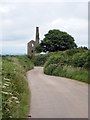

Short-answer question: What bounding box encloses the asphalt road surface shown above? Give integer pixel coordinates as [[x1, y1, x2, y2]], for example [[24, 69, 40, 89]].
[[27, 67, 88, 118]]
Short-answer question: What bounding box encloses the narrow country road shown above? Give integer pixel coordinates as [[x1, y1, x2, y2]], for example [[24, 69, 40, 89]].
[[27, 67, 88, 118]]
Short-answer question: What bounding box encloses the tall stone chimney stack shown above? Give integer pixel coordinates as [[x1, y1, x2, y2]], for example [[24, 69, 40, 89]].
[[35, 27, 39, 45], [27, 27, 40, 57]]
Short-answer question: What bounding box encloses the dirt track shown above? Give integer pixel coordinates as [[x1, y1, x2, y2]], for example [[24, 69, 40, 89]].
[[27, 67, 88, 118]]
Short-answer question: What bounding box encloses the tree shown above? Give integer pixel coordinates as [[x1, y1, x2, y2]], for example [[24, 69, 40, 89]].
[[36, 29, 77, 52]]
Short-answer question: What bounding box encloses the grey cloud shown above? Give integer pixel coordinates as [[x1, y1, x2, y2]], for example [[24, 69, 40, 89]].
[[0, 1, 88, 54]]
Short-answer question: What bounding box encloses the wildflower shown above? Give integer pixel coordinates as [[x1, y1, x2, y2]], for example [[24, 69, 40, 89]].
[[11, 96, 18, 100], [6, 108, 10, 112], [9, 116, 12, 118], [2, 91, 9, 95], [4, 83, 9, 87], [5, 81, 11, 84], [15, 101, 20, 104], [2, 85, 6, 88], [9, 93, 13, 95], [8, 100, 12, 104], [4, 78, 10, 81], [15, 92, 19, 95]]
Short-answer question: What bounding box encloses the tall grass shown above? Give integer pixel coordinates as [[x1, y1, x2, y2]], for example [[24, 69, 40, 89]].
[[2, 56, 33, 118], [17, 55, 34, 71], [44, 64, 88, 83], [53, 66, 88, 83]]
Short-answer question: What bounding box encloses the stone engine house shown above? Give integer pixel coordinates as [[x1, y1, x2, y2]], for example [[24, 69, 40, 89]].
[[27, 27, 39, 57]]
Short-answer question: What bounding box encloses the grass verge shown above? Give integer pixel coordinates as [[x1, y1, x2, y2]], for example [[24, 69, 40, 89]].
[[2, 55, 33, 118]]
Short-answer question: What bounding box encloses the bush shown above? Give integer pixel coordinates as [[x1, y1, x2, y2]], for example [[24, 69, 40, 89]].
[[31, 54, 51, 66], [53, 65, 66, 77], [44, 64, 58, 75], [44, 49, 89, 83], [72, 51, 88, 68]]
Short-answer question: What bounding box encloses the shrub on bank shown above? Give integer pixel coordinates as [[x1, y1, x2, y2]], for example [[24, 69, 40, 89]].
[[44, 49, 89, 83]]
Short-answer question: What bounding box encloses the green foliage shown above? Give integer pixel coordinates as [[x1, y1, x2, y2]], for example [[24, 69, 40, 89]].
[[35, 44, 43, 53], [44, 64, 58, 75], [44, 54, 66, 67], [31, 53, 51, 66], [2, 56, 33, 118], [37, 29, 77, 52], [44, 49, 89, 83], [72, 51, 88, 68]]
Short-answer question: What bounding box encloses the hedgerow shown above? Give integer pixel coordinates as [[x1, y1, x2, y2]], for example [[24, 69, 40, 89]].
[[44, 48, 89, 83]]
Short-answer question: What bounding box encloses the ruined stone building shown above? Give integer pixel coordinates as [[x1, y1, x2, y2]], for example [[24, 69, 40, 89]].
[[27, 27, 39, 57]]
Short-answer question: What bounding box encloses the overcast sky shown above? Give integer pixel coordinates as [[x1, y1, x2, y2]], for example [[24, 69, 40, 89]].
[[0, 0, 88, 55]]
